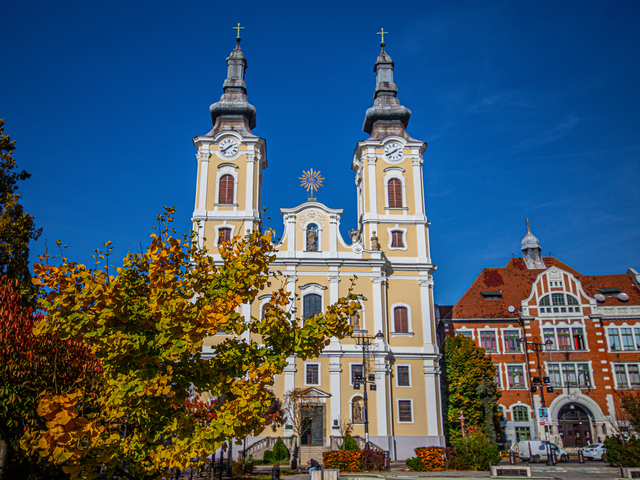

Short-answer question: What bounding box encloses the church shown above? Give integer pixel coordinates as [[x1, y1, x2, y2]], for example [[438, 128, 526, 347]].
[[191, 35, 444, 460]]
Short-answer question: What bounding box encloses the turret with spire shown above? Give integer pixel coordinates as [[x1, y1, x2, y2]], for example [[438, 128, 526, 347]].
[[208, 30, 257, 136], [362, 30, 414, 140], [521, 219, 546, 269]]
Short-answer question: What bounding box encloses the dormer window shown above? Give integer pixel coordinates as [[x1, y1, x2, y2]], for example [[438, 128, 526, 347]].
[[539, 293, 581, 314], [480, 291, 502, 301], [597, 288, 621, 297]]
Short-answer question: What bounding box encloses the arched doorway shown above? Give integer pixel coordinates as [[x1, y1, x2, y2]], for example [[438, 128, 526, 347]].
[[557, 403, 593, 447]]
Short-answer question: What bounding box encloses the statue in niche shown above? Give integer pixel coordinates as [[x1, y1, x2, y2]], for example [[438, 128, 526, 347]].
[[350, 310, 360, 329], [306, 224, 318, 251], [348, 229, 361, 244], [352, 401, 363, 424]]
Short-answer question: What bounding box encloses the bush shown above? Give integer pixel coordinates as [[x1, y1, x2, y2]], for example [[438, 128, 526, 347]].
[[448, 431, 501, 471], [231, 460, 254, 476], [341, 436, 360, 451], [604, 435, 640, 467], [263, 450, 273, 463], [323, 451, 364, 472], [415, 447, 445, 471], [405, 456, 425, 471], [362, 450, 384, 470], [273, 438, 290, 462]]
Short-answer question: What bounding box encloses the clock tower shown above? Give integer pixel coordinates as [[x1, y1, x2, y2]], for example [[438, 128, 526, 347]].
[[192, 37, 267, 250]]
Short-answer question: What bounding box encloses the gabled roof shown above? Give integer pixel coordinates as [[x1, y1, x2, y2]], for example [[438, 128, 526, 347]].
[[452, 256, 640, 319]]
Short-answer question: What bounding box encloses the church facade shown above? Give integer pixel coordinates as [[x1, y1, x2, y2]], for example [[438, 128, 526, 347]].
[[191, 39, 444, 459]]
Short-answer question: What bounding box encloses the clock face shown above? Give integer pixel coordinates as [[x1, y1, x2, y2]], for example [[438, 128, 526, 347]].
[[219, 138, 239, 157], [384, 143, 404, 161]]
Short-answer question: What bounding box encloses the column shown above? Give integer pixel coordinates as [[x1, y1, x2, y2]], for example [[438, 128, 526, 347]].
[[371, 273, 386, 335], [412, 155, 428, 259], [423, 360, 443, 440], [329, 355, 342, 436], [419, 276, 436, 354], [245, 151, 255, 213], [375, 350, 390, 436]]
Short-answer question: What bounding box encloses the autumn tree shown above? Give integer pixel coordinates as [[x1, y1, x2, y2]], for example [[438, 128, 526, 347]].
[[0, 276, 99, 480], [0, 119, 41, 306], [441, 334, 502, 443], [23, 208, 358, 480]]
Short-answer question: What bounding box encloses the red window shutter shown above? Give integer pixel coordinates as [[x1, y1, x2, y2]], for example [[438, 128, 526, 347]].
[[394, 307, 408, 333], [391, 231, 403, 247], [388, 179, 402, 208], [219, 175, 234, 204]]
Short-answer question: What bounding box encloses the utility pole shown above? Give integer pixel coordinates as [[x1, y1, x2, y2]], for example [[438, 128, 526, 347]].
[[353, 331, 384, 450], [519, 337, 555, 466]]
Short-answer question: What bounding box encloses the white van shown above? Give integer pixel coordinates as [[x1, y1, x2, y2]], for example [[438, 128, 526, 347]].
[[518, 440, 569, 463]]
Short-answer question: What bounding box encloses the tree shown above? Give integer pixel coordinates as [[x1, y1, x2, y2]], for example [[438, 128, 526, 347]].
[[621, 392, 640, 434], [0, 119, 41, 306], [23, 208, 358, 479], [441, 335, 502, 443], [0, 276, 99, 480]]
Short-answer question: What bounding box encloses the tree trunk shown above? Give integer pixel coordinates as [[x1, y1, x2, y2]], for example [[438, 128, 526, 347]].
[[0, 438, 8, 480]]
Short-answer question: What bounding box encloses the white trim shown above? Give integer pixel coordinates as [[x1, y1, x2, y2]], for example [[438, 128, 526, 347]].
[[214, 223, 236, 245], [505, 363, 528, 390], [300, 284, 326, 326], [383, 169, 407, 210], [454, 327, 475, 340], [396, 398, 414, 424], [304, 363, 321, 387], [501, 327, 523, 354], [494, 363, 503, 389], [390, 302, 412, 334], [477, 326, 500, 354], [395, 364, 412, 388], [387, 225, 408, 251], [215, 165, 239, 210], [303, 222, 322, 252]]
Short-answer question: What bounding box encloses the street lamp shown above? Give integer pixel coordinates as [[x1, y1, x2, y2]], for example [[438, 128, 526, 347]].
[[353, 330, 384, 450], [519, 337, 555, 466]]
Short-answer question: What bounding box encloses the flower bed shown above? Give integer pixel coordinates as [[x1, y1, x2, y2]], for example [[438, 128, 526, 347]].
[[414, 447, 445, 471]]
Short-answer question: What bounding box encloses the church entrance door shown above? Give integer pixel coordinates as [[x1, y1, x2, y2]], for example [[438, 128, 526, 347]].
[[557, 403, 592, 448], [301, 406, 324, 446]]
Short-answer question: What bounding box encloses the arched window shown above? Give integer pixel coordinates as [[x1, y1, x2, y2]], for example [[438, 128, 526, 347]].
[[217, 227, 231, 245], [539, 293, 581, 314], [303, 294, 322, 319], [512, 405, 529, 422], [351, 395, 365, 424], [391, 230, 404, 248], [394, 306, 408, 333], [388, 178, 402, 208], [219, 174, 234, 204]]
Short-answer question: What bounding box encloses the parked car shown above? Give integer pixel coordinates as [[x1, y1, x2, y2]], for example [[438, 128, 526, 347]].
[[518, 440, 569, 463], [583, 443, 606, 461]]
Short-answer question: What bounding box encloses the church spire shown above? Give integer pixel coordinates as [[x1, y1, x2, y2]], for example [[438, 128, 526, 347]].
[[521, 219, 546, 269], [208, 26, 257, 136], [363, 31, 412, 139]]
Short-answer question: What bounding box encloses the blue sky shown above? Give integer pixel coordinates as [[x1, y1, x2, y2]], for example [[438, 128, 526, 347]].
[[3, 0, 639, 305]]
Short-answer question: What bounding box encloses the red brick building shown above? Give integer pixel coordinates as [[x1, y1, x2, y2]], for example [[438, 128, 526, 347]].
[[438, 221, 640, 448]]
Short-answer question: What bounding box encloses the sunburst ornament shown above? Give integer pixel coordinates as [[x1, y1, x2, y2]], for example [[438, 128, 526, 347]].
[[299, 169, 324, 198]]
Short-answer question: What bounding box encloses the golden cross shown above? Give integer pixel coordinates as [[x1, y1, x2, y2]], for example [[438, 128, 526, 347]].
[[233, 23, 244, 42], [377, 28, 388, 47]]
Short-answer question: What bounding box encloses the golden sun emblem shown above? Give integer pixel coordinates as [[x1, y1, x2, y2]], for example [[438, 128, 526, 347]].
[[299, 169, 324, 196]]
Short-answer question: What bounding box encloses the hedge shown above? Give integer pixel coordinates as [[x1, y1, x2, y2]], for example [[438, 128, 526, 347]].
[[414, 447, 445, 471], [323, 450, 384, 472]]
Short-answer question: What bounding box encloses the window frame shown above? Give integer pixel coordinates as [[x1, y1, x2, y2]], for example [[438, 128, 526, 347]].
[[613, 363, 640, 389], [304, 363, 320, 386], [397, 399, 414, 424], [503, 329, 522, 353], [506, 364, 527, 390], [396, 365, 411, 387], [391, 303, 412, 335], [538, 293, 582, 315], [479, 328, 499, 354], [546, 362, 593, 388]]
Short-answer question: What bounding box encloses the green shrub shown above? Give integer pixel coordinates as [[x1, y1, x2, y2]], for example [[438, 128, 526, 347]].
[[405, 456, 425, 471], [448, 431, 501, 471], [263, 450, 273, 463], [273, 438, 290, 462], [231, 460, 254, 476], [341, 435, 360, 451], [279, 468, 298, 475], [604, 435, 640, 467]]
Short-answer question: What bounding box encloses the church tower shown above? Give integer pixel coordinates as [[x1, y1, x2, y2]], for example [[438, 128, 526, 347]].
[[352, 41, 431, 264], [192, 36, 267, 249]]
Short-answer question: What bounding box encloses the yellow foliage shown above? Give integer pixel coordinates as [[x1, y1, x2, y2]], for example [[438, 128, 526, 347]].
[[24, 208, 358, 480]]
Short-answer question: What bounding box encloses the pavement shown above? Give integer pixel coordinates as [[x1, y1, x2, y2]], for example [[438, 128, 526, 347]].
[[253, 457, 621, 480]]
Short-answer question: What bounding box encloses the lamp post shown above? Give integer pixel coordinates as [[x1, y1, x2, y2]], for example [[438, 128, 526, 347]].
[[353, 331, 384, 450], [519, 337, 555, 466]]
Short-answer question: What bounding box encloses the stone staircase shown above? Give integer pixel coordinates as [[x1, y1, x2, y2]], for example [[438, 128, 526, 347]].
[[299, 445, 330, 466]]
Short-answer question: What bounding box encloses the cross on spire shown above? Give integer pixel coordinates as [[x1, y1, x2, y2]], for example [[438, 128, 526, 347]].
[[377, 28, 388, 47], [233, 23, 244, 43]]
